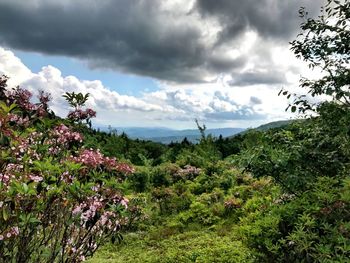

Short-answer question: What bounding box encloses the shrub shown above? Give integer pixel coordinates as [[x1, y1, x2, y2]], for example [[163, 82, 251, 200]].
[[150, 163, 180, 187], [127, 166, 150, 192], [0, 77, 133, 262]]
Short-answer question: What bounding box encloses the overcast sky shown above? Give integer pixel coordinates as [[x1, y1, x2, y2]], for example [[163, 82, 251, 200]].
[[0, 0, 324, 129]]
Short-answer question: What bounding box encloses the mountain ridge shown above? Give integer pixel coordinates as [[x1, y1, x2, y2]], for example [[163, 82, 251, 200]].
[[95, 120, 295, 144]]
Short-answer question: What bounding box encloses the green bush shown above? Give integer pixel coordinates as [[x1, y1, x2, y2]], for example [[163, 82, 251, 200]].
[[127, 166, 150, 192]]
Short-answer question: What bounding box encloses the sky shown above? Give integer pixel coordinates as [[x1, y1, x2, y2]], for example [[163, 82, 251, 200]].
[[0, 0, 325, 129]]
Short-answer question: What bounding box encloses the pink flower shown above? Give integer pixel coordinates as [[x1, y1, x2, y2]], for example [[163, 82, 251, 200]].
[[120, 198, 128, 209], [70, 149, 134, 174], [115, 163, 135, 174], [29, 174, 43, 182], [72, 205, 82, 216], [70, 149, 104, 168], [38, 90, 51, 104], [67, 108, 96, 122], [11, 226, 19, 236], [48, 124, 83, 152]]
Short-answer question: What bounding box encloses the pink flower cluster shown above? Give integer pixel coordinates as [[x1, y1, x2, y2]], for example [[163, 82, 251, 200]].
[[46, 124, 83, 154], [6, 88, 35, 112], [72, 194, 127, 230], [71, 149, 104, 168], [36, 91, 52, 117], [70, 149, 134, 173], [38, 90, 51, 105], [52, 124, 83, 144], [8, 113, 30, 127], [5, 88, 52, 119], [0, 163, 44, 189], [67, 108, 96, 122], [0, 163, 22, 186], [29, 174, 43, 183], [11, 132, 42, 161], [0, 83, 130, 262], [176, 165, 201, 179], [72, 196, 104, 226], [61, 171, 73, 184], [0, 226, 19, 240], [115, 163, 135, 174]]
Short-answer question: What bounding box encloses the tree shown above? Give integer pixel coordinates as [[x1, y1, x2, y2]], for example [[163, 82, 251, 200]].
[[283, 0, 350, 113]]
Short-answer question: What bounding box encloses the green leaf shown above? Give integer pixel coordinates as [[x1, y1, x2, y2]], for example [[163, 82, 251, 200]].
[[22, 183, 29, 194], [2, 207, 9, 221]]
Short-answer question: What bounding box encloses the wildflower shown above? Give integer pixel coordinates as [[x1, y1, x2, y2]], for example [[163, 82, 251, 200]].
[[11, 227, 19, 236], [29, 174, 43, 182], [120, 198, 129, 209]]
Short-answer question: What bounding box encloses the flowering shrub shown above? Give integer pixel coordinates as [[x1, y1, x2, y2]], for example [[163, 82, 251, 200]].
[[64, 92, 96, 127], [176, 165, 201, 180], [0, 76, 133, 262], [67, 109, 96, 123]]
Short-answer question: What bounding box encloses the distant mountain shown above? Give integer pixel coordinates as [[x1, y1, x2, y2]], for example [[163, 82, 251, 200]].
[[96, 126, 245, 143], [96, 120, 296, 143], [147, 135, 201, 144], [253, 120, 294, 131], [234, 120, 295, 137]]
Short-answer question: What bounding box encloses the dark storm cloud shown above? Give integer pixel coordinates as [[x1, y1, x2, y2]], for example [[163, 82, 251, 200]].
[[0, 0, 323, 83], [0, 0, 209, 82], [229, 70, 286, 86], [195, 0, 323, 44]]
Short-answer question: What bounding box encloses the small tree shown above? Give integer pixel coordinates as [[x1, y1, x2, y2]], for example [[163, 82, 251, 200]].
[[282, 0, 350, 113], [64, 92, 96, 128]]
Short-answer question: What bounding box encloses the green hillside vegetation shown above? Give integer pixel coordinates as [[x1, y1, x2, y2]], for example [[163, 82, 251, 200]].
[[253, 120, 294, 131], [0, 0, 349, 262], [84, 104, 350, 262]]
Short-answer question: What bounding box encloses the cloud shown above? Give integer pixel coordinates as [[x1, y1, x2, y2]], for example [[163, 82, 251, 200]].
[[195, 0, 323, 43], [229, 69, 287, 86], [0, 0, 324, 84], [205, 110, 266, 121], [0, 0, 210, 83], [0, 46, 33, 85], [0, 46, 302, 128], [144, 80, 293, 125], [250, 96, 262, 105], [0, 47, 169, 118]]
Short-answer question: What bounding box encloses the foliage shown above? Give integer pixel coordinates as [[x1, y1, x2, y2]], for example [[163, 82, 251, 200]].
[[88, 231, 255, 263], [282, 0, 350, 113], [63, 92, 96, 128], [0, 76, 133, 262], [237, 177, 350, 262]]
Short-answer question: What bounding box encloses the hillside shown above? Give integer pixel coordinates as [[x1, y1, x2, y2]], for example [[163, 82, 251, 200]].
[[87, 104, 350, 263], [1, 76, 350, 263], [98, 126, 245, 143]]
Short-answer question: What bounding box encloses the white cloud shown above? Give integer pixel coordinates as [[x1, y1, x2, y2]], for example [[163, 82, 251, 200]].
[[0, 46, 307, 129], [0, 47, 33, 86], [0, 47, 174, 124]]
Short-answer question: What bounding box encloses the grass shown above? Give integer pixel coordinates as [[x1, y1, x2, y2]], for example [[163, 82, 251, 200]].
[[87, 229, 256, 263]]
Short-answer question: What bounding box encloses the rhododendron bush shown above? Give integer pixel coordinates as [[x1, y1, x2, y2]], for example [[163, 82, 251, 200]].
[[0, 76, 134, 262]]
